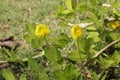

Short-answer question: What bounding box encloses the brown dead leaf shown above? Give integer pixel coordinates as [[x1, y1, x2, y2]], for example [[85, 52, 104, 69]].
[[0, 36, 20, 50]]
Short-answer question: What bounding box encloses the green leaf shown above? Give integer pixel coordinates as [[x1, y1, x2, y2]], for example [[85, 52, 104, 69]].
[[114, 11, 120, 18], [109, 32, 120, 40], [3, 48, 16, 62], [93, 72, 99, 80], [39, 66, 48, 80], [2, 69, 16, 80], [44, 45, 62, 64], [61, 10, 75, 18], [31, 37, 43, 48], [77, 4, 88, 12], [104, 59, 115, 68], [71, 0, 77, 10], [65, 0, 73, 11], [24, 34, 32, 43], [54, 6, 64, 18], [58, 21, 68, 27], [111, 51, 120, 63], [87, 26, 100, 42], [68, 50, 80, 61], [68, 50, 86, 61], [53, 70, 66, 80], [57, 33, 70, 48], [19, 74, 26, 80], [64, 64, 78, 79], [101, 72, 107, 80], [3, 48, 12, 58], [24, 34, 44, 48], [61, 9, 73, 15], [78, 38, 94, 53], [99, 56, 116, 69], [88, 12, 101, 27], [76, 2, 88, 12], [98, 56, 108, 69], [89, 0, 99, 6], [28, 58, 39, 71], [26, 23, 36, 36]]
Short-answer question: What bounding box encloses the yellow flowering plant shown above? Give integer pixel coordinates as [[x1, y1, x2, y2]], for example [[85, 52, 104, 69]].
[[108, 20, 120, 30], [55, 0, 120, 79], [1, 0, 120, 80], [24, 23, 51, 48], [71, 24, 83, 40], [35, 24, 50, 38]]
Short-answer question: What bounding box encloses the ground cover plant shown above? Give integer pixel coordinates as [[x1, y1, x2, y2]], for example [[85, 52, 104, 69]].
[[0, 0, 120, 80]]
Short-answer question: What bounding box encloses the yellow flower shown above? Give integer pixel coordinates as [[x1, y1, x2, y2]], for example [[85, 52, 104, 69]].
[[35, 24, 50, 37], [108, 21, 120, 30], [71, 24, 83, 40]]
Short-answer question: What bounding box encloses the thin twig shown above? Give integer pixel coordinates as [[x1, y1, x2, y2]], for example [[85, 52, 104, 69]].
[[22, 51, 44, 62], [68, 22, 94, 29], [0, 60, 8, 63], [93, 39, 120, 58], [0, 39, 120, 65], [81, 39, 120, 69], [98, 70, 106, 79]]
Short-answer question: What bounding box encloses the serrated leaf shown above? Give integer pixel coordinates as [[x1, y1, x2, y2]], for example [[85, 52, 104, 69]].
[[76, 2, 88, 12], [2, 69, 16, 80], [31, 37, 43, 48], [28, 58, 39, 71], [57, 33, 70, 47], [26, 23, 36, 36], [44, 45, 62, 64], [64, 64, 78, 79], [101, 72, 107, 80], [93, 72, 99, 80], [98, 56, 108, 69], [71, 0, 77, 10], [89, 0, 98, 6], [87, 26, 100, 42], [61, 9, 73, 15], [24, 34, 33, 43], [58, 21, 68, 27], [99, 56, 117, 69], [111, 51, 120, 62], [68, 50, 86, 61], [78, 38, 94, 53], [39, 66, 48, 80], [77, 5, 88, 12], [19, 74, 26, 80], [109, 32, 120, 40], [104, 59, 115, 68], [68, 50, 80, 61], [53, 70, 66, 80], [65, 0, 73, 11], [89, 12, 101, 27], [61, 9, 75, 18]]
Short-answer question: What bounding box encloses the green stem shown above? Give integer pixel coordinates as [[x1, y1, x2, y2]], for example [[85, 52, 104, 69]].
[[45, 36, 49, 45], [45, 36, 60, 69], [76, 40, 82, 63], [76, 39, 87, 80], [76, 12, 81, 24]]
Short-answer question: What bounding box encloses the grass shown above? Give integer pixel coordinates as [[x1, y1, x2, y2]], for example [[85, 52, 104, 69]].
[[0, 1, 61, 79], [0, 0, 61, 64], [0, 0, 120, 80], [0, 0, 59, 37]]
